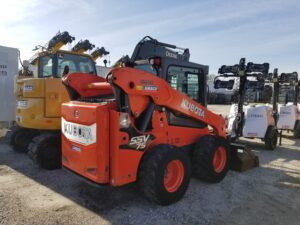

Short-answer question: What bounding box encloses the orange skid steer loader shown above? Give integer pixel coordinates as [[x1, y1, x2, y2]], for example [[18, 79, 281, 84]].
[[61, 37, 258, 205]]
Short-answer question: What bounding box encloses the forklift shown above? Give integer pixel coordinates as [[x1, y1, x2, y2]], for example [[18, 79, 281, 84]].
[[61, 37, 258, 205], [215, 58, 278, 150], [8, 31, 109, 170], [277, 72, 300, 140]]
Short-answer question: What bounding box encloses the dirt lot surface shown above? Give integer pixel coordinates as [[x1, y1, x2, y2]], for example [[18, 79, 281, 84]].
[[0, 105, 300, 225]]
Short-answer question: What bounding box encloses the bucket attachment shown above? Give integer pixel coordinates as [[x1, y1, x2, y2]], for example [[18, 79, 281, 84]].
[[229, 143, 259, 172]]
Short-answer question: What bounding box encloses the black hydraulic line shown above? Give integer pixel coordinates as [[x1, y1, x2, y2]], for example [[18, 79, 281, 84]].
[[139, 102, 155, 132]]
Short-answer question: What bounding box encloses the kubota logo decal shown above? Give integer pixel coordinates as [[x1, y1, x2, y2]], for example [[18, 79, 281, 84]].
[[61, 118, 96, 146], [181, 99, 205, 118]]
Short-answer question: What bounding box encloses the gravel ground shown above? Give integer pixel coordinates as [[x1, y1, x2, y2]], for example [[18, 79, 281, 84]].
[[0, 105, 300, 225]]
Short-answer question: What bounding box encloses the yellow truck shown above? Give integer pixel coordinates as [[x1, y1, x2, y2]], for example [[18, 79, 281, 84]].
[[9, 31, 109, 170]]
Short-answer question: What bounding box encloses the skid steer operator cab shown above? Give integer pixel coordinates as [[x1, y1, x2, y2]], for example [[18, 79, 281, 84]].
[[121, 36, 209, 128], [129, 36, 208, 106]]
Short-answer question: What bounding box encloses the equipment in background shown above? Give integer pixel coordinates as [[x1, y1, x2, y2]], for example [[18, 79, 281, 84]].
[[71, 40, 95, 53], [61, 37, 258, 206], [208, 71, 273, 105], [277, 72, 300, 142], [8, 31, 110, 171], [0, 45, 18, 126], [215, 58, 278, 150], [91, 47, 110, 61]]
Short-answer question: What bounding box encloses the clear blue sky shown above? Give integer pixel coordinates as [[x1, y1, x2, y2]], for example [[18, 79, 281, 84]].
[[1, 0, 300, 74]]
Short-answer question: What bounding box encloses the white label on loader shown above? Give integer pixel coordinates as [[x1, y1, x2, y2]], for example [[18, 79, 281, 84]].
[[62, 118, 96, 146]]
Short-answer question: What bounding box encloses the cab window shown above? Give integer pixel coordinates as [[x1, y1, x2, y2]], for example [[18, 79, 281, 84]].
[[38, 53, 96, 78], [167, 66, 201, 102], [39, 55, 53, 77], [57, 53, 96, 76]]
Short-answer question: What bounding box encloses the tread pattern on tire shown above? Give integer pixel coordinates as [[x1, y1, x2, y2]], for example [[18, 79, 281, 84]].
[[264, 126, 278, 150], [9, 126, 39, 153], [192, 135, 230, 183], [138, 144, 191, 205], [28, 132, 61, 170]]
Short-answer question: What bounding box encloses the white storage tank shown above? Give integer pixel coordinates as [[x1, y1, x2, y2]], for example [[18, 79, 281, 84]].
[[0, 45, 18, 125]]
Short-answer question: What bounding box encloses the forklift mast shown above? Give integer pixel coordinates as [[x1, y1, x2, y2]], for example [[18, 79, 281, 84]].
[[217, 58, 270, 136]]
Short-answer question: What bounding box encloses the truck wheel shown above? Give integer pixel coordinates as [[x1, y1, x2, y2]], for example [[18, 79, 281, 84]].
[[28, 133, 61, 170], [264, 126, 278, 150], [138, 144, 191, 205], [192, 135, 230, 183], [8, 126, 38, 153]]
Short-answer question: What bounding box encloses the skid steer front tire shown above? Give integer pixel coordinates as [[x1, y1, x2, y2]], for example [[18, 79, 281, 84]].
[[138, 144, 191, 206], [192, 135, 230, 183], [28, 133, 61, 170]]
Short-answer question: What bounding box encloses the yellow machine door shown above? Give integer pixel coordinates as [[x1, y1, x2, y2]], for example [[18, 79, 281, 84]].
[[45, 78, 70, 117]]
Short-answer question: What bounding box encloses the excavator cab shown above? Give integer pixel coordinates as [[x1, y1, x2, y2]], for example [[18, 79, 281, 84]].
[[9, 31, 109, 170]]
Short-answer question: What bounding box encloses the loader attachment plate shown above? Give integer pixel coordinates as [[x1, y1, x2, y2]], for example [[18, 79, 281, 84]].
[[229, 143, 259, 172]]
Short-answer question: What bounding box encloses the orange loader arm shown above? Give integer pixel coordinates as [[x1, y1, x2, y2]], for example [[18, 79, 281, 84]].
[[106, 67, 227, 137]]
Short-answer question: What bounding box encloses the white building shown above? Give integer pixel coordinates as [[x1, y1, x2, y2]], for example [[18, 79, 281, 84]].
[[0, 45, 18, 125]]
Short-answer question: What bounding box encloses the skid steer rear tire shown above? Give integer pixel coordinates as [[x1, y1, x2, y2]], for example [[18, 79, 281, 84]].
[[9, 126, 38, 153], [28, 133, 61, 170], [138, 144, 191, 205], [192, 135, 230, 183], [264, 126, 278, 150]]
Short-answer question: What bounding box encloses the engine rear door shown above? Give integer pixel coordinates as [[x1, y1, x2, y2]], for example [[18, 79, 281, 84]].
[[61, 102, 110, 184]]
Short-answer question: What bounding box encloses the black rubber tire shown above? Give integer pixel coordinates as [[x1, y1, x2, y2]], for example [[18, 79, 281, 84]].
[[28, 133, 61, 170], [138, 144, 191, 206], [192, 135, 230, 183], [293, 121, 300, 139], [264, 126, 278, 150], [294, 129, 300, 139], [8, 126, 39, 153]]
